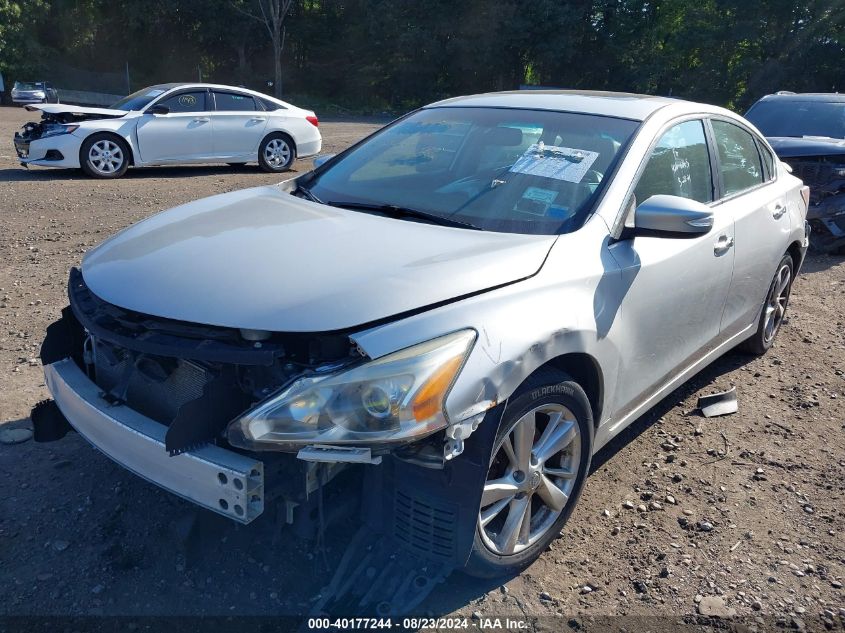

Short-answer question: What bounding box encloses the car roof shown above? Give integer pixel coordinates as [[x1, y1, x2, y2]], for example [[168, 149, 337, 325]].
[[147, 82, 252, 92], [755, 92, 845, 103], [148, 82, 284, 104], [426, 90, 680, 121]]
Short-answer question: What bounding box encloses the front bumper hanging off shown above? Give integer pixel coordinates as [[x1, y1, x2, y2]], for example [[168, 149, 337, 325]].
[[43, 358, 265, 524]]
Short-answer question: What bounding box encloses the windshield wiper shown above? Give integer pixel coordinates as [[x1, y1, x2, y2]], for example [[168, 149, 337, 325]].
[[327, 201, 481, 230], [297, 185, 323, 204]]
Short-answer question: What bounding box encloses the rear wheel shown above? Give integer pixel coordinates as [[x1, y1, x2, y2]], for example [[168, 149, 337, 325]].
[[464, 370, 592, 578], [80, 133, 130, 178], [258, 133, 295, 172], [739, 253, 794, 355]]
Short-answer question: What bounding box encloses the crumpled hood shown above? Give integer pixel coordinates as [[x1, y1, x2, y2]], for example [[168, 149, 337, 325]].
[[24, 103, 126, 118], [768, 136, 845, 158], [81, 186, 556, 332]]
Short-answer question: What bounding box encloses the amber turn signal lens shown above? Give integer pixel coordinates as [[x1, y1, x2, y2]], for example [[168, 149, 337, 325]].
[[411, 354, 464, 422]]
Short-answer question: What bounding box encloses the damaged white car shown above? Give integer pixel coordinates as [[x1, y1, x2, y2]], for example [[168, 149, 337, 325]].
[[34, 91, 809, 605], [13, 82, 321, 177]]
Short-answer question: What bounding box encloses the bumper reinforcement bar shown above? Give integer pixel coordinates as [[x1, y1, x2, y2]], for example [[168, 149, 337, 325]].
[[44, 358, 264, 524]]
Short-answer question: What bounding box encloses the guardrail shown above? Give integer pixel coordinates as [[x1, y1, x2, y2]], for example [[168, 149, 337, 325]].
[[57, 89, 124, 107]]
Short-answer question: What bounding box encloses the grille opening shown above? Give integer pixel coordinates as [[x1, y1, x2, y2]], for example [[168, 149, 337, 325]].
[[92, 337, 212, 425]]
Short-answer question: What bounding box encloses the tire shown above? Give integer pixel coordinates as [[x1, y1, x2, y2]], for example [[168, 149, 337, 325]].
[[464, 369, 593, 578], [258, 133, 295, 172], [80, 133, 130, 179], [739, 253, 794, 355]]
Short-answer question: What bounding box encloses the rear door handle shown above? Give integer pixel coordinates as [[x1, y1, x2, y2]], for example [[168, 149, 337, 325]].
[[772, 203, 787, 219], [250, 117, 266, 122], [192, 117, 210, 123], [714, 234, 734, 255]]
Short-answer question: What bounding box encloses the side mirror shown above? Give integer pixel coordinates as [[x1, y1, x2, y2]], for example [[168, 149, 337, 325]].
[[313, 154, 335, 169], [148, 104, 169, 115], [634, 195, 714, 237]]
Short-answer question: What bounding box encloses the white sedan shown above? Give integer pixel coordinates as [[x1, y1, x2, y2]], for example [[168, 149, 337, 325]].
[[13, 82, 322, 178]]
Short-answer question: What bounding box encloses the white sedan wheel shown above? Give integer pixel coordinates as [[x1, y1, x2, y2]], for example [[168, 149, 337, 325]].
[[263, 138, 291, 169], [88, 140, 125, 176], [259, 135, 295, 172]]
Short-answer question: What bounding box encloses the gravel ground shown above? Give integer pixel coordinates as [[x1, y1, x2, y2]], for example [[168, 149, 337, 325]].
[[0, 105, 843, 630]]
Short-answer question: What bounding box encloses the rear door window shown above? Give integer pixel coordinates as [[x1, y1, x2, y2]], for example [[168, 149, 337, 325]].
[[711, 120, 764, 196], [214, 92, 258, 111]]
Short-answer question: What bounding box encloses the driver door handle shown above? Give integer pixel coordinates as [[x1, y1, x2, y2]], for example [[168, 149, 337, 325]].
[[192, 117, 210, 123], [772, 203, 787, 219], [714, 234, 734, 255]]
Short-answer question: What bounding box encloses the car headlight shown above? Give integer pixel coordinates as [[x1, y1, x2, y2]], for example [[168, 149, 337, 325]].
[[39, 124, 79, 139], [226, 329, 476, 450]]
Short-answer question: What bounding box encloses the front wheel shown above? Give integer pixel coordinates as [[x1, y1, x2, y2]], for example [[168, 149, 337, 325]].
[[739, 253, 794, 355], [80, 133, 130, 178], [258, 133, 295, 172], [464, 371, 593, 578]]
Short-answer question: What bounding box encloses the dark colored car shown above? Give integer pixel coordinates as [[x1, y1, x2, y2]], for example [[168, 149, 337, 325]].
[[746, 92, 845, 252]]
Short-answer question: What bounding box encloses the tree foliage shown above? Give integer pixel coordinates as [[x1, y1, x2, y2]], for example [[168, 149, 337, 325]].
[[1, 0, 843, 112]]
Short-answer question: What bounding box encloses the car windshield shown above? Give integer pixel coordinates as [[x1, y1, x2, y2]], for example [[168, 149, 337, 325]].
[[304, 107, 639, 235], [15, 82, 43, 90], [110, 86, 170, 111], [746, 100, 845, 139]]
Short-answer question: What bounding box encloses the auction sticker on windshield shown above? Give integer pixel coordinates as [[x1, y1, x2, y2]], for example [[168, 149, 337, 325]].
[[515, 186, 558, 215], [509, 142, 599, 183]]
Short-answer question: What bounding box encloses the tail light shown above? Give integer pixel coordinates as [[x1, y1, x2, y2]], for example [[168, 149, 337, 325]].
[[306, 115, 319, 128]]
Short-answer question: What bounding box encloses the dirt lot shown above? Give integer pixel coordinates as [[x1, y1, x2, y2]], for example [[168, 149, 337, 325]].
[[0, 105, 843, 630]]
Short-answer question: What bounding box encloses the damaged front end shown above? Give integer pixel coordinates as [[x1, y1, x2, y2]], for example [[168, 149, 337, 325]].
[[37, 269, 496, 587], [38, 267, 364, 527], [14, 106, 124, 163], [63, 267, 362, 456], [14, 119, 75, 162], [784, 155, 845, 252]]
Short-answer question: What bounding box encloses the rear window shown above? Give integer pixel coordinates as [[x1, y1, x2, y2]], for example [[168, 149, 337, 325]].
[[746, 100, 845, 139], [260, 97, 285, 111]]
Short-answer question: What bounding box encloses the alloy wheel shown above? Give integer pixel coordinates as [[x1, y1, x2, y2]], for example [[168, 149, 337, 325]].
[[763, 262, 791, 344], [263, 138, 291, 169], [88, 140, 124, 175], [479, 403, 582, 556]]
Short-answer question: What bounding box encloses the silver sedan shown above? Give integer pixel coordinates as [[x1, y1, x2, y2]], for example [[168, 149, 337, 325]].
[[37, 90, 809, 581]]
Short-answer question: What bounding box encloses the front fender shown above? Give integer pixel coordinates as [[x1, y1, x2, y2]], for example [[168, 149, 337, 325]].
[[351, 218, 624, 433], [75, 117, 141, 165]]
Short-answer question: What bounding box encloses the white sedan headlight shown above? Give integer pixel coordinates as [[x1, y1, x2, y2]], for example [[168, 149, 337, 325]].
[[226, 329, 476, 450], [39, 124, 79, 139]]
